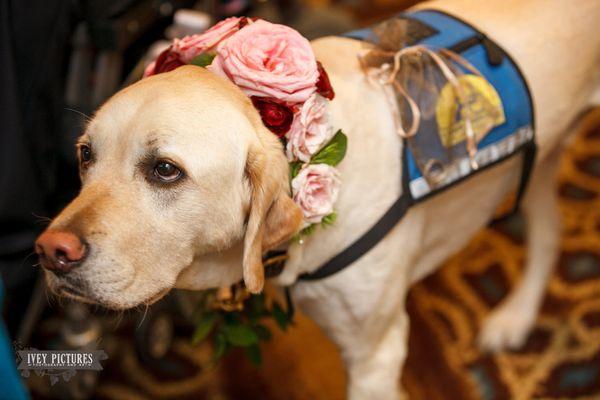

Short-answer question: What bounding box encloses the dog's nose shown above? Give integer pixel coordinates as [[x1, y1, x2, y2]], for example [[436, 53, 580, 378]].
[[35, 230, 87, 274]]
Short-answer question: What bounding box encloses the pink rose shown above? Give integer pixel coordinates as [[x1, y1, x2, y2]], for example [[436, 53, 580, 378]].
[[171, 17, 241, 63], [286, 94, 334, 162], [208, 20, 319, 103], [291, 164, 341, 224]]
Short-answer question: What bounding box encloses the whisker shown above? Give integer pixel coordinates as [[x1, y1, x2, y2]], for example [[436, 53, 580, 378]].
[[114, 310, 125, 329], [44, 289, 52, 307], [137, 305, 150, 329], [31, 213, 52, 224], [64, 107, 92, 123], [20, 251, 39, 269]]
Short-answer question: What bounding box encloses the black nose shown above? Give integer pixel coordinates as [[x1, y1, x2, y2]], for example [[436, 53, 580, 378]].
[[35, 229, 88, 274]]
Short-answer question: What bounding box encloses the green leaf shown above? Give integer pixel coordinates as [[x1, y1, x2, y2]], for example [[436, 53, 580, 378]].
[[311, 130, 347, 166], [272, 302, 290, 331], [292, 223, 318, 242], [190, 53, 216, 68], [245, 344, 262, 366], [249, 294, 266, 318], [254, 324, 272, 341], [301, 224, 316, 237], [223, 324, 259, 347], [213, 333, 228, 361], [322, 212, 337, 226], [289, 161, 302, 179], [192, 313, 217, 345], [223, 312, 241, 326]]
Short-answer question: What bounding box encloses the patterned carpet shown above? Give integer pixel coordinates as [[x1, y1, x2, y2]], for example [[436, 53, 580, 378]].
[[402, 108, 600, 400], [28, 109, 600, 399]]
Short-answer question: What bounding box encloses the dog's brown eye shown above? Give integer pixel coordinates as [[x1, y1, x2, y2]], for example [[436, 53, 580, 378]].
[[153, 161, 182, 182], [79, 145, 92, 164]]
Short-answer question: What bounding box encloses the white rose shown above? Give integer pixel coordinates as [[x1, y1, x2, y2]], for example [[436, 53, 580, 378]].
[[286, 94, 334, 162], [291, 164, 341, 224]]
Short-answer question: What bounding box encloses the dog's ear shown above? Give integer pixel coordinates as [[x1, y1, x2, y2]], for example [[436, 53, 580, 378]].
[[243, 141, 302, 294]]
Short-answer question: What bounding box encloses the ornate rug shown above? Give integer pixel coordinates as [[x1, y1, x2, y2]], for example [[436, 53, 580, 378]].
[[401, 108, 600, 400], [29, 109, 600, 399]]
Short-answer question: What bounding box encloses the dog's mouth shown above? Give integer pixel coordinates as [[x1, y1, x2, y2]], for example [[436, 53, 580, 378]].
[[45, 272, 96, 305], [56, 282, 169, 310], [47, 270, 171, 310], [57, 284, 98, 305]]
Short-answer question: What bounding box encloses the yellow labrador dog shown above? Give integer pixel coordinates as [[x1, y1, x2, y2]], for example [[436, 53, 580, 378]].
[[36, 0, 599, 398]]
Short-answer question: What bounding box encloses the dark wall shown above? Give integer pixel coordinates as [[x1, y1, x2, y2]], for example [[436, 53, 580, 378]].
[[0, 0, 81, 334]]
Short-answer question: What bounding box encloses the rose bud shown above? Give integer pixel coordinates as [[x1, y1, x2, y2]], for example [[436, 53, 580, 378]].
[[238, 17, 258, 29], [251, 97, 294, 136], [153, 48, 186, 75]]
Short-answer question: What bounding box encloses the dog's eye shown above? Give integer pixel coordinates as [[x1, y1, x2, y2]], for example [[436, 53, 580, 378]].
[[79, 144, 92, 165], [153, 161, 182, 182]]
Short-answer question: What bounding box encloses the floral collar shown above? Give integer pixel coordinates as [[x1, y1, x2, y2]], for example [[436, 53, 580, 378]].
[[144, 17, 347, 236]]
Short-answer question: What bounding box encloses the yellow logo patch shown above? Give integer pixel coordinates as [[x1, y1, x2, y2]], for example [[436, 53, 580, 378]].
[[435, 74, 505, 148]]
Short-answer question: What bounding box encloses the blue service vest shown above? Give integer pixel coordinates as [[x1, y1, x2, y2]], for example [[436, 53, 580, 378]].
[[298, 9, 536, 281], [345, 9, 535, 201]]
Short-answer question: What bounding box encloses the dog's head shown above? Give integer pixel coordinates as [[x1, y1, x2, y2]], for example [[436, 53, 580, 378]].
[[36, 66, 302, 309]]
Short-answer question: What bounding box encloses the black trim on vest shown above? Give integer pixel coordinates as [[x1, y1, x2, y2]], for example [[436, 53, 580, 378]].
[[427, 9, 536, 131], [448, 34, 505, 66], [299, 141, 414, 281]]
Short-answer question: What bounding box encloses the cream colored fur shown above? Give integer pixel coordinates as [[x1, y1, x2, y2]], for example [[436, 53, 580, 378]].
[[41, 1, 600, 398]]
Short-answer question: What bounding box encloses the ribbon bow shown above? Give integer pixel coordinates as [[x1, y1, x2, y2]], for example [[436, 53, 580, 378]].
[[359, 45, 484, 169]]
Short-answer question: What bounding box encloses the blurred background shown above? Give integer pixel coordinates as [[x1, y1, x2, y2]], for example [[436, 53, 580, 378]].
[[1, 0, 599, 399]]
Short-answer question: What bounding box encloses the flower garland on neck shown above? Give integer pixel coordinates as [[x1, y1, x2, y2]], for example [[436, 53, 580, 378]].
[[144, 17, 347, 236]]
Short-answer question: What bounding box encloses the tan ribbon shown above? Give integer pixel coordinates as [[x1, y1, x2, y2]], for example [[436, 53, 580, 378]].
[[360, 45, 484, 169]]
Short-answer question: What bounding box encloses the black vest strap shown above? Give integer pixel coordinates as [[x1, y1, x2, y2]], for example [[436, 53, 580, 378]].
[[298, 141, 414, 281], [491, 140, 537, 223], [298, 140, 537, 282]]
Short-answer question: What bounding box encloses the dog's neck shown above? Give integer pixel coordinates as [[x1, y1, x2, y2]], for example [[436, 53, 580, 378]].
[[175, 37, 408, 290], [272, 37, 407, 285], [176, 241, 245, 290]]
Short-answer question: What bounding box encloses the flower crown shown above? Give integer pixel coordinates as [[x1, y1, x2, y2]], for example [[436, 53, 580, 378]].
[[144, 17, 347, 235]]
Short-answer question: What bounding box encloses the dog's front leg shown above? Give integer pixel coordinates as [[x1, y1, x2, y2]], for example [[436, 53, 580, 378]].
[[293, 264, 413, 400], [345, 310, 409, 400], [479, 147, 562, 350]]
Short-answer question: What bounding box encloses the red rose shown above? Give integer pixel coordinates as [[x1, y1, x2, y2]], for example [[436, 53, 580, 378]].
[[316, 61, 334, 100], [238, 17, 258, 29], [251, 97, 294, 136], [153, 47, 186, 75]]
